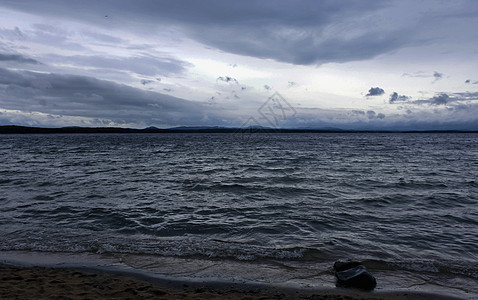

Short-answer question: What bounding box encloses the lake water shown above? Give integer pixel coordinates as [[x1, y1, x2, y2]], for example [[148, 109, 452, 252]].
[[1, 133, 477, 297]]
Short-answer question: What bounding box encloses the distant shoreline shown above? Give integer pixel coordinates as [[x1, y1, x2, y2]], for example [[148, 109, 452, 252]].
[[1, 125, 477, 134]]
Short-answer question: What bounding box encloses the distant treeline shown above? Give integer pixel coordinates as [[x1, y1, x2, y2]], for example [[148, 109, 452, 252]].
[[0, 125, 477, 134]]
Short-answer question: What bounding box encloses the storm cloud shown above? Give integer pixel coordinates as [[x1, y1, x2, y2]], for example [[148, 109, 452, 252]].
[[0, 0, 427, 65]]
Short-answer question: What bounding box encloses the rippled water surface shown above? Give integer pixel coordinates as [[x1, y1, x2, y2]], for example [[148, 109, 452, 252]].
[[1, 133, 478, 294]]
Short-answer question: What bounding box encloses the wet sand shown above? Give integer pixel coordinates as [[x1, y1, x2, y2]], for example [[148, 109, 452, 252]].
[[0, 263, 461, 299]]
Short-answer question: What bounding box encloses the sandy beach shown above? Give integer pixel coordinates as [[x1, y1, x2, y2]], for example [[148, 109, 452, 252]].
[[0, 263, 462, 300]]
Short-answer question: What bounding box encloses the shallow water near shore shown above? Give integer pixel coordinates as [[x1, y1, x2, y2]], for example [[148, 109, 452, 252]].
[[1, 133, 478, 297], [0, 250, 473, 299]]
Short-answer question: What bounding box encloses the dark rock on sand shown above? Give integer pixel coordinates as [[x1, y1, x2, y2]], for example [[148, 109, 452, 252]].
[[333, 261, 377, 290]]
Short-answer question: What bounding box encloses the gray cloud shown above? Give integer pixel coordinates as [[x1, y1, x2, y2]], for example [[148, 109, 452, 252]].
[[140, 78, 160, 85], [349, 109, 385, 120], [410, 91, 478, 106], [81, 30, 128, 45], [367, 110, 376, 119], [0, 26, 25, 41], [389, 92, 410, 103], [192, 22, 412, 65], [365, 110, 385, 119], [0, 1, 423, 65], [402, 71, 430, 78], [432, 93, 449, 105], [433, 71, 443, 82], [402, 71, 445, 82], [0, 67, 227, 127], [425, 94, 466, 105], [449, 91, 478, 101], [366, 87, 385, 97], [45, 54, 191, 77], [0, 53, 41, 64], [140, 79, 154, 85], [433, 71, 443, 79], [1, 67, 477, 130], [216, 76, 239, 84], [351, 110, 365, 115], [26, 23, 88, 52]]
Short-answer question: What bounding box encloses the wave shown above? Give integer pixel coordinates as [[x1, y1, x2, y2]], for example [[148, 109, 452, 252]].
[[1, 133, 478, 287]]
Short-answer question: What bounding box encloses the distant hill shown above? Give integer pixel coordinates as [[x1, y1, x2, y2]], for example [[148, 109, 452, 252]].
[[168, 126, 229, 130], [0, 125, 477, 134], [0, 125, 141, 134], [297, 126, 345, 131]]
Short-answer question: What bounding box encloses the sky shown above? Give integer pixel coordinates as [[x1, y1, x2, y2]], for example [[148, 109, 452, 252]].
[[1, 0, 478, 130]]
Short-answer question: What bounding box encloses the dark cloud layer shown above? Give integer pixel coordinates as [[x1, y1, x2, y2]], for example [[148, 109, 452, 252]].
[[0, 0, 418, 65], [0, 67, 223, 126]]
